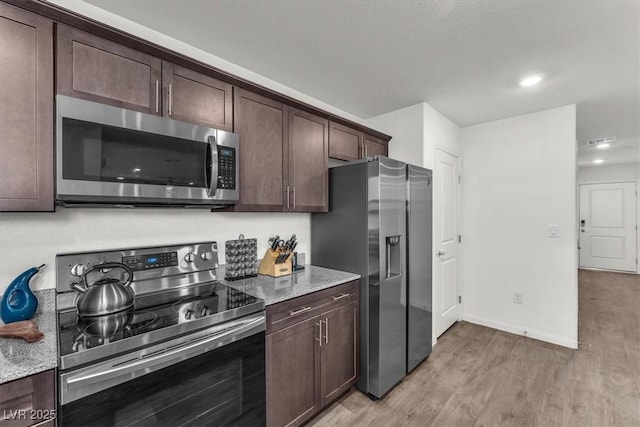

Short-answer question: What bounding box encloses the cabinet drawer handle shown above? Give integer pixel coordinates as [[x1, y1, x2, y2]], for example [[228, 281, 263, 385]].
[[293, 186, 296, 210], [155, 80, 159, 114], [331, 293, 350, 301], [316, 321, 322, 347], [289, 306, 312, 316], [286, 186, 290, 210], [325, 317, 329, 343], [168, 83, 173, 116]]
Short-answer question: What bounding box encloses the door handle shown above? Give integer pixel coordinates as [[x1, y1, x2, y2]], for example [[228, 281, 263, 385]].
[[580, 229, 589, 233], [437, 250, 447, 257], [155, 80, 159, 114], [168, 83, 173, 116], [324, 317, 329, 344], [316, 320, 322, 347]]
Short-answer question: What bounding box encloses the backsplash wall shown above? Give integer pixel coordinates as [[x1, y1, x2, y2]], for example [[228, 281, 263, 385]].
[[0, 208, 311, 294]]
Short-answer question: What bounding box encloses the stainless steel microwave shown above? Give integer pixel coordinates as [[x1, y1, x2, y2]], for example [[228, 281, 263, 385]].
[[56, 95, 239, 207]]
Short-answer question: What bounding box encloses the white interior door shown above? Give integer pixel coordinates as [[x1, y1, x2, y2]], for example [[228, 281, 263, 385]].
[[434, 149, 460, 337], [579, 182, 637, 272]]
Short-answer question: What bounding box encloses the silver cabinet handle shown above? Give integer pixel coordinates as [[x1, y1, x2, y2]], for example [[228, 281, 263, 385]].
[[168, 83, 173, 116], [437, 250, 447, 257], [316, 320, 322, 347], [286, 186, 290, 210], [289, 306, 312, 316], [293, 186, 296, 210], [325, 317, 329, 343], [331, 293, 350, 301], [155, 80, 159, 114]]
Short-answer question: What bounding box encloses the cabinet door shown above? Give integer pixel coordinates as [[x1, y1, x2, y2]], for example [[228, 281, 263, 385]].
[[266, 317, 321, 427], [320, 302, 358, 406], [162, 62, 232, 130], [233, 89, 288, 211], [364, 134, 388, 157], [288, 108, 328, 212], [329, 122, 362, 161], [57, 24, 162, 115], [0, 369, 56, 427], [0, 3, 53, 212]]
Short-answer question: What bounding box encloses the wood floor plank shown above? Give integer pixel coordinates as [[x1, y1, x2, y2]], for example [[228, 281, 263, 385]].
[[310, 269, 640, 427]]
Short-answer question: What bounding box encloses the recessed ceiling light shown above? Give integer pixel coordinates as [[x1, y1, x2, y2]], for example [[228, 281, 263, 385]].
[[519, 75, 542, 87], [595, 143, 610, 149], [593, 159, 604, 164]]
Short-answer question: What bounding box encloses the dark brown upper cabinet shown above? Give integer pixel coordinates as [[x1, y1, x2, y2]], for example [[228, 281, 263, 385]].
[[329, 121, 363, 161], [288, 108, 328, 212], [233, 89, 288, 211], [162, 62, 233, 131], [0, 3, 54, 212], [364, 133, 388, 157], [57, 24, 162, 115]]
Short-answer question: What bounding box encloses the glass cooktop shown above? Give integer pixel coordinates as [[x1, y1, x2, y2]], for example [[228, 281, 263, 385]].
[[58, 282, 260, 359]]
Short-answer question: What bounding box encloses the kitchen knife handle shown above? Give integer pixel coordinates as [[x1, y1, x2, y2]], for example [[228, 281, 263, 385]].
[[289, 306, 312, 316]]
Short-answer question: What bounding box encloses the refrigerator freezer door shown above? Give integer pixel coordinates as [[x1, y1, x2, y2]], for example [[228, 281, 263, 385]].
[[407, 165, 433, 372], [367, 157, 407, 398]]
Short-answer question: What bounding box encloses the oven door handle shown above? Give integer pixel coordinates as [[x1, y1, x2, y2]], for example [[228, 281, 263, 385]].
[[206, 135, 219, 197], [63, 313, 264, 401]]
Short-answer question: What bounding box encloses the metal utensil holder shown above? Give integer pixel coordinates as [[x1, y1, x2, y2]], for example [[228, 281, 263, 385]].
[[224, 234, 258, 281]]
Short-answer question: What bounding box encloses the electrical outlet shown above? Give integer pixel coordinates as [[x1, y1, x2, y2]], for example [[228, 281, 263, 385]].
[[513, 292, 523, 304]]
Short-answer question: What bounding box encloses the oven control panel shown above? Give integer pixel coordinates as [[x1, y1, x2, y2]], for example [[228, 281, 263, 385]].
[[122, 252, 178, 271], [56, 242, 219, 297]]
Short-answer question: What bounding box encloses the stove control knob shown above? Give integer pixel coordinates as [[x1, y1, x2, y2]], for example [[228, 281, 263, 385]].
[[70, 263, 87, 277], [185, 309, 194, 320], [200, 250, 213, 261], [184, 252, 196, 263]]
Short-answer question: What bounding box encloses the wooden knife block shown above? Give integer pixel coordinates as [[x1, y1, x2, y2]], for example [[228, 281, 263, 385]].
[[258, 249, 293, 277]]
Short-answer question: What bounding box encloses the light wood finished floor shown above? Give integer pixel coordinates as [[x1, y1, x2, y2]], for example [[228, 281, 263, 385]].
[[310, 269, 640, 426]]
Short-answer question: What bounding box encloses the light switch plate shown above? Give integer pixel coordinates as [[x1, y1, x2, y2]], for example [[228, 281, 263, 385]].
[[548, 224, 559, 238]]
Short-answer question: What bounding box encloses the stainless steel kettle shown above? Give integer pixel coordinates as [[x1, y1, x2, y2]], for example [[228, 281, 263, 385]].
[[73, 262, 135, 317]]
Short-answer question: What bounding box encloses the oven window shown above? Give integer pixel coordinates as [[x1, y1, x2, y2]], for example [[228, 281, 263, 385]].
[[62, 118, 207, 188], [60, 332, 265, 427]]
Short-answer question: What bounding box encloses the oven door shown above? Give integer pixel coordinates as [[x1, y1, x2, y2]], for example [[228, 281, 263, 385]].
[[56, 95, 239, 206], [59, 312, 265, 427]]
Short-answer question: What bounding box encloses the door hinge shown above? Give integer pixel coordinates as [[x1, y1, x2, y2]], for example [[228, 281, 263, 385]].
[[458, 175, 461, 184], [458, 235, 462, 243], [458, 295, 462, 304]]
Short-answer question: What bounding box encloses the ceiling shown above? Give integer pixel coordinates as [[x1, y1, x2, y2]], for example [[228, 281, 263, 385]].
[[83, 0, 639, 167]]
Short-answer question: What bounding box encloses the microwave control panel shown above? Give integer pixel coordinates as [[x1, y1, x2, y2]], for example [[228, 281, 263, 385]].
[[218, 147, 236, 190]]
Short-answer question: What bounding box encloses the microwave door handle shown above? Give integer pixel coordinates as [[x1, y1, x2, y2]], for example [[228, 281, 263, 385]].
[[207, 136, 219, 197]]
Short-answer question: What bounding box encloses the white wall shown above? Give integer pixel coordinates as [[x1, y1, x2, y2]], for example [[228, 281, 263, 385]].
[[460, 105, 578, 349], [365, 103, 425, 166], [577, 163, 639, 183], [424, 102, 461, 166], [0, 209, 310, 293]]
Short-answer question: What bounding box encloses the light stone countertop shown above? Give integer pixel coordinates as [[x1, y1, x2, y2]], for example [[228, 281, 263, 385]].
[[219, 264, 361, 305], [0, 266, 359, 384], [0, 289, 57, 385]]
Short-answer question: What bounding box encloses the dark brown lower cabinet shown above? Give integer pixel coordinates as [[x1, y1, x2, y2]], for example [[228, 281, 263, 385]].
[[0, 369, 56, 427], [266, 281, 359, 427], [320, 302, 358, 406]]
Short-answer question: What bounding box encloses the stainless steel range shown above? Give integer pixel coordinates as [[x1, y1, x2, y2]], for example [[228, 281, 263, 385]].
[[55, 242, 265, 426]]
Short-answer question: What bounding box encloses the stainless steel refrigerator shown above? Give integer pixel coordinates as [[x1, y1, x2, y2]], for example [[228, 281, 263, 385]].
[[311, 156, 433, 399]]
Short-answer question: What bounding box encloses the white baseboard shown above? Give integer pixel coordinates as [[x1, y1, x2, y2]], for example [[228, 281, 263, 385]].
[[462, 314, 578, 349]]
